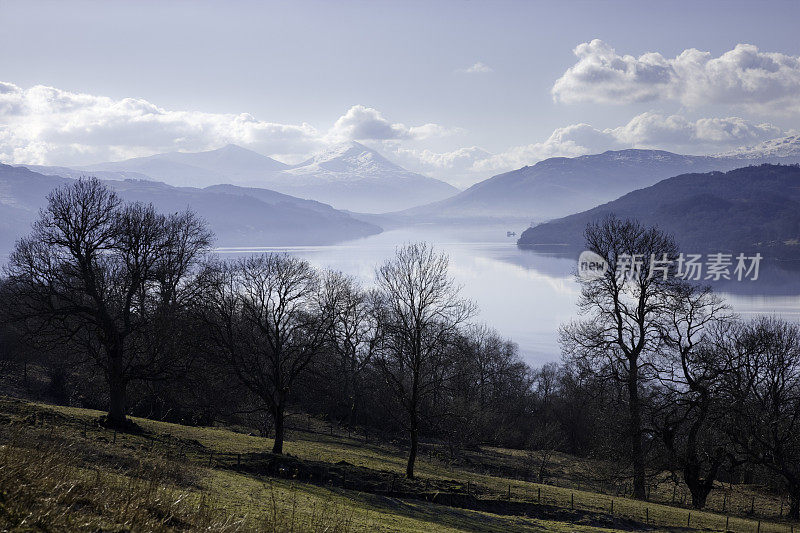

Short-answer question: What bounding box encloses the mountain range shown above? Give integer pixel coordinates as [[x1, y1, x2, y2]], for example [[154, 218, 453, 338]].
[[0, 164, 381, 253], [30, 142, 459, 213], [394, 139, 800, 223], [11, 134, 800, 235], [517, 164, 800, 259]]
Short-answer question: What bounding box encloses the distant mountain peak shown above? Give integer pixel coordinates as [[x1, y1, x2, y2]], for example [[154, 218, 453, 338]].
[[300, 140, 378, 163], [718, 134, 800, 158], [294, 141, 403, 172], [216, 143, 254, 153]]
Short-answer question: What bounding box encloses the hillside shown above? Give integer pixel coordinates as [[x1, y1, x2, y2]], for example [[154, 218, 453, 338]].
[[81, 144, 290, 188], [718, 134, 800, 159], [56, 143, 459, 214], [0, 398, 789, 533], [396, 146, 800, 222], [0, 164, 381, 252], [276, 142, 459, 213], [517, 164, 800, 258]]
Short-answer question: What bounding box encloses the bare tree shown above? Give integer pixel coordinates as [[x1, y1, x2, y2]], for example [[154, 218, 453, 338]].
[[199, 254, 326, 454], [374, 243, 476, 479], [3, 178, 211, 427], [720, 317, 800, 518], [560, 215, 678, 499], [654, 284, 733, 508], [316, 270, 380, 428]]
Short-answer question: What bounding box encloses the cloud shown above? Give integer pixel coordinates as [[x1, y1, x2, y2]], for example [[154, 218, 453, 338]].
[[457, 62, 493, 74], [389, 112, 790, 186], [0, 79, 792, 189], [327, 105, 458, 142], [0, 83, 456, 166], [552, 40, 800, 112], [391, 146, 493, 172], [0, 81, 323, 165], [608, 112, 783, 149]]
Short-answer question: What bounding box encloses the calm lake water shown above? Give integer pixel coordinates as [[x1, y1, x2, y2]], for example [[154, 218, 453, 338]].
[[216, 225, 800, 367]]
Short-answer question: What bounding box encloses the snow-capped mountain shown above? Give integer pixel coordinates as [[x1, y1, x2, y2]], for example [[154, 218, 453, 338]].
[[393, 137, 800, 223], [397, 141, 800, 221], [718, 134, 800, 159], [275, 141, 458, 212], [38, 142, 457, 213], [396, 149, 741, 222]]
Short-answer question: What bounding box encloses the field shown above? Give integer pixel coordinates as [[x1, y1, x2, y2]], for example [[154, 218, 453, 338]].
[[0, 397, 796, 532]]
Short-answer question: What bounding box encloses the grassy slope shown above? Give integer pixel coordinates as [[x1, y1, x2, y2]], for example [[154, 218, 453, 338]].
[[0, 398, 795, 532]]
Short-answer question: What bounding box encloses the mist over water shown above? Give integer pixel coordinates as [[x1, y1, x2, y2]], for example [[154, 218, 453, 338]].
[[216, 225, 800, 367]]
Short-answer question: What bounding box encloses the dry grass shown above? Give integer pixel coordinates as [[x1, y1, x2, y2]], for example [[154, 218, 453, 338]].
[[0, 420, 356, 532], [3, 398, 798, 533], [0, 426, 238, 531]]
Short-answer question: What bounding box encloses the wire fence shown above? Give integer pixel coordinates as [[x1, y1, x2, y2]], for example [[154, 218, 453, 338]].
[[74, 415, 800, 533]]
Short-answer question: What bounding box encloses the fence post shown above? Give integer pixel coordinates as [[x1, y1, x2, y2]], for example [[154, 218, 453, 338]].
[[507, 484, 511, 500], [723, 491, 727, 513], [237, 453, 241, 470], [780, 496, 784, 517], [672, 484, 677, 503], [611, 499, 614, 516], [466, 481, 470, 496], [571, 493, 574, 509], [538, 487, 541, 503], [688, 512, 691, 527], [756, 520, 760, 533], [725, 515, 729, 532], [646, 507, 649, 525], [751, 496, 755, 514]]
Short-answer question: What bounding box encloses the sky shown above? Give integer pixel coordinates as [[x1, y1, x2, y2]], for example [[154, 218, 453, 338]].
[[2, 0, 800, 187]]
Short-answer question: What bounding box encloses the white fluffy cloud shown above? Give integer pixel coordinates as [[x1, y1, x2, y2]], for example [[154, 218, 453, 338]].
[[552, 40, 800, 112], [1, 80, 793, 188], [390, 112, 790, 186], [0, 82, 456, 166], [457, 62, 493, 74], [327, 105, 458, 142], [608, 112, 783, 148]]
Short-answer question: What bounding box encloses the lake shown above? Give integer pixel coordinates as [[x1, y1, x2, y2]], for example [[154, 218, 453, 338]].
[[216, 225, 800, 367]]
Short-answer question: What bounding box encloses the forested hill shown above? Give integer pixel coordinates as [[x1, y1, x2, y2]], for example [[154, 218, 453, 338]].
[[0, 164, 381, 251], [517, 164, 800, 258]]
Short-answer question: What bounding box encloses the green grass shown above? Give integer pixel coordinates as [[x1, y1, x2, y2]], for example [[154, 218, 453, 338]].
[[0, 398, 795, 532]]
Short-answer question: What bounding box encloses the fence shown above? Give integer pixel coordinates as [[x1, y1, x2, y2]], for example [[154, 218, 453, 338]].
[[75, 413, 800, 533]]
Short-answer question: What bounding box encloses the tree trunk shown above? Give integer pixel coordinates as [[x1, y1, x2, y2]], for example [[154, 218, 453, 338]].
[[627, 357, 646, 499], [407, 343, 421, 480], [107, 377, 128, 428], [684, 415, 720, 510], [406, 424, 418, 479], [106, 349, 128, 428], [686, 475, 713, 509], [788, 484, 800, 520], [272, 404, 285, 454]]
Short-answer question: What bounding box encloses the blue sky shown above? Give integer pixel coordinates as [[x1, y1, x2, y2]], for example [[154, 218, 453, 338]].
[[2, 0, 800, 186]]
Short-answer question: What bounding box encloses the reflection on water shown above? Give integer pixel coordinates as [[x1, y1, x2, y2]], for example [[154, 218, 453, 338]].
[[216, 225, 800, 367]]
